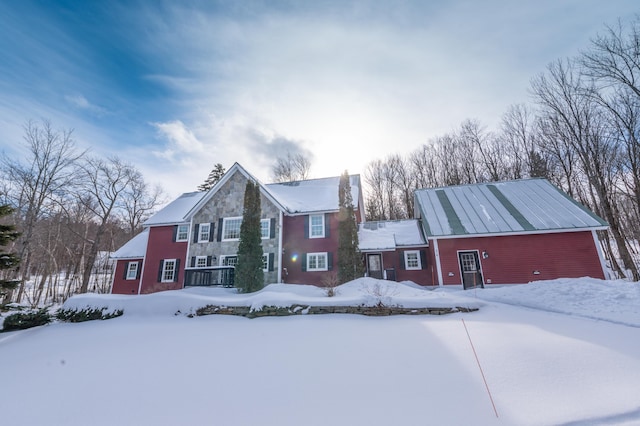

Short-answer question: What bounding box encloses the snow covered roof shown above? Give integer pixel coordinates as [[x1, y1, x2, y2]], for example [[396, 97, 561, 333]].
[[266, 175, 361, 214], [414, 178, 608, 238], [358, 219, 427, 251], [111, 229, 149, 259], [145, 191, 206, 226]]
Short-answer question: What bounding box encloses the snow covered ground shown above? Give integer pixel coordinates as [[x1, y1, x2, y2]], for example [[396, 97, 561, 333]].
[[1, 277, 640, 425]]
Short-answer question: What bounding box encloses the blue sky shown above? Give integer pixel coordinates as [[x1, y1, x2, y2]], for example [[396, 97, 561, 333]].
[[0, 1, 638, 198]]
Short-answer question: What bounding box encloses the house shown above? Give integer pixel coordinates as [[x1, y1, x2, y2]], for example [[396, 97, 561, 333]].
[[111, 163, 365, 294], [413, 178, 609, 289], [111, 164, 609, 294]]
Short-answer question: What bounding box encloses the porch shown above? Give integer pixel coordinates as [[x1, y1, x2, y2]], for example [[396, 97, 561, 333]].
[[184, 266, 235, 288]]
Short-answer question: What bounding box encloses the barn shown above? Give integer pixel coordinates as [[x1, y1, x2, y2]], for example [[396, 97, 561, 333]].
[[413, 178, 609, 289]]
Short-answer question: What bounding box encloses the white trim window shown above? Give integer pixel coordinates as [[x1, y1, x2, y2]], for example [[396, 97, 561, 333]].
[[220, 255, 238, 267], [126, 262, 138, 280], [307, 252, 328, 271], [222, 217, 242, 241], [198, 223, 211, 242], [309, 214, 325, 238], [161, 259, 177, 282], [404, 250, 422, 270], [176, 224, 189, 242], [195, 256, 207, 268], [260, 219, 270, 239]]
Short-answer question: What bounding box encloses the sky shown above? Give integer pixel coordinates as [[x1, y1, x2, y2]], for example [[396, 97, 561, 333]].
[[0, 1, 638, 199]]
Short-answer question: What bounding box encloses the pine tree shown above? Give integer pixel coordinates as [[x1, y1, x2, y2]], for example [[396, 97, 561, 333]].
[[337, 171, 364, 283], [235, 180, 264, 293], [198, 163, 226, 191], [0, 204, 21, 299]]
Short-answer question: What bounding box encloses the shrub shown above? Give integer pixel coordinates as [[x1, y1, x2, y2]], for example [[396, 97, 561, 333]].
[[2, 309, 51, 331], [56, 307, 123, 323]]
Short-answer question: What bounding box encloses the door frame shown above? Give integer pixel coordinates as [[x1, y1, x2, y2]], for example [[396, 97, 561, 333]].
[[366, 253, 384, 279], [456, 250, 484, 289]]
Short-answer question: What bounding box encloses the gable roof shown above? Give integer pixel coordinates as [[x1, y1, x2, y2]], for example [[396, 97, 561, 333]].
[[414, 178, 608, 238], [358, 219, 427, 251], [144, 191, 206, 226], [111, 229, 149, 259], [266, 174, 361, 214]]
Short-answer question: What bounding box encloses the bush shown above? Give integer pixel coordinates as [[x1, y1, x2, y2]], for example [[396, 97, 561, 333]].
[[2, 309, 51, 331], [55, 307, 123, 323]]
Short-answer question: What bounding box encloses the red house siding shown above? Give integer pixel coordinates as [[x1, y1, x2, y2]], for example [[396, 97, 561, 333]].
[[435, 231, 604, 285], [281, 213, 340, 286], [140, 225, 188, 294], [367, 250, 435, 286], [111, 259, 143, 294]]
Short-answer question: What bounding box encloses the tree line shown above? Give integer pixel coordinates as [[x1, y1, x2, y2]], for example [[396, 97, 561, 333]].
[[364, 18, 640, 280]]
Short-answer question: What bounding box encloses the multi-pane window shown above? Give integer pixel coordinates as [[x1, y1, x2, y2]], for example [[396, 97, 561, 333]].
[[176, 224, 189, 242], [262, 254, 269, 272], [309, 214, 325, 238], [221, 255, 238, 267], [126, 262, 138, 280], [260, 219, 270, 239], [198, 223, 211, 242], [404, 250, 422, 270], [307, 252, 328, 271], [161, 259, 177, 282], [223, 217, 242, 240], [195, 256, 207, 268]]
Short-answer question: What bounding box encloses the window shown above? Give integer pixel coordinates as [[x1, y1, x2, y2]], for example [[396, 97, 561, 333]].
[[260, 219, 270, 239], [221, 255, 238, 267], [198, 223, 211, 242], [161, 259, 177, 282], [195, 256, 207, 268], [404, 250, 422, 270], [126, 262, 138, 280], [176, 224, 189, 242], [262, 254, 269, 272], [309, 214, 325, 238], [222, 217, 242, 240], [307, 252, 328, 271]]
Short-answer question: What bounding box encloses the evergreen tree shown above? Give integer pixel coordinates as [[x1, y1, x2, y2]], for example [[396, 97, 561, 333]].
[[0, 204, 21, 299], [235, 180, 264, 293], [197, 163, 226, 191], [337, 171, 364, 283]]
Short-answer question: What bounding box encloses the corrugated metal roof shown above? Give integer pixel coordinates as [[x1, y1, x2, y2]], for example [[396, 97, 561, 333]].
[[358, 219, 427, 251], [414, 178, 608, 237]]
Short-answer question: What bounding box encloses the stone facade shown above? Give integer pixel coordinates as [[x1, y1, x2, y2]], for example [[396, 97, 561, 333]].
[[188, 170, 281, 284]]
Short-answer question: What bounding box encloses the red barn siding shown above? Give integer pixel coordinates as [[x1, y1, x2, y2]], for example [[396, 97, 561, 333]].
[[435, 231, 604, 285], [140, 225, 188, 293], [111, 259, 143, 294], [370, 250, 435, 286], [281, 213, 340, 286]]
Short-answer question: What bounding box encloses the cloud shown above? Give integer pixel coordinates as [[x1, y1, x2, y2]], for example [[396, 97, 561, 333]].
[[151, 120, 206, 160], [65, 94, 108, 116]]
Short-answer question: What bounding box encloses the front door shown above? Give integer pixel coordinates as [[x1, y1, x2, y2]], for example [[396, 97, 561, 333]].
[[458, 251, 484, 289], [367, 254, 383, 279]]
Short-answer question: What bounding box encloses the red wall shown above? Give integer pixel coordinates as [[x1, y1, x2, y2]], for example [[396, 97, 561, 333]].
[[281, 213, 340, 286], [140, 225, 188, 294], [367, 250, 436, 286], [435, 231, 604, 285], [111, 259, 143, 294]]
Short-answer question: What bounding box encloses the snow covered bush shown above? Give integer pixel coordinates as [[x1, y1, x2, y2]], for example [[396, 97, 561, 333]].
[[2, 309, 51, 331], [56, 307, 123, 323]]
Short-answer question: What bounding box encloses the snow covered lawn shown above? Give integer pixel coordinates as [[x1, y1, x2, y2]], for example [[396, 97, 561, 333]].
[[2, 278, 640, 425]]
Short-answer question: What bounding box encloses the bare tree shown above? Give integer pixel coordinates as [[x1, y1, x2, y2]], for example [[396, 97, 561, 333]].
[[119, 171, 164, 237], [271, 152, 312, 182]]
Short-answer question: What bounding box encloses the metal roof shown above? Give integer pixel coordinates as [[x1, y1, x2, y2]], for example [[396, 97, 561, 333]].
[[414, 178, 608, 238], [358, 219, 427, 251]]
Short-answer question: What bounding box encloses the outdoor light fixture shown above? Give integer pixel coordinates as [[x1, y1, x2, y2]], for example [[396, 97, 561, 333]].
[[482, 251, 489, 259], [533, 270, 540, 275]]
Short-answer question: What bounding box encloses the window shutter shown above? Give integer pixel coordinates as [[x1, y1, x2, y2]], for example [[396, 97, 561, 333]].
[[420, 250, 427, 269], [270, 218, 276, 239], [209, 223, 216, 242], [174, 259, 180, 282], [207, 256, 213, 267], [158, 260, 164, 282], [217, 218, 224, 241], [268, 253, 274, 271], [192, 224, 200, 243], [190, 256, 196, 268], [301, 253, 307, 271], [327, 252, 333, 270], [304, 216, 309, 239], [324, 214, 330, 238], [122, 262, 128, 280], [399, 252, 405, 270], [136, 261, 142, 279], [172, 225, 178, 242]]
